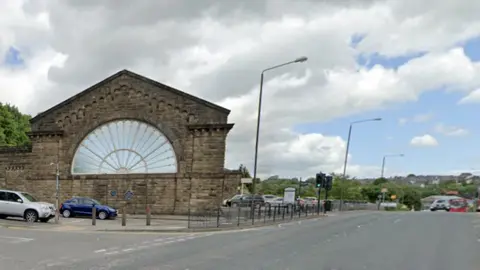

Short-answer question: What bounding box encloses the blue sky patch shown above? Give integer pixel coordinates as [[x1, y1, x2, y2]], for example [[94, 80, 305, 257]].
[[296, 36, 480, 176], [3, 47, 25, 67]]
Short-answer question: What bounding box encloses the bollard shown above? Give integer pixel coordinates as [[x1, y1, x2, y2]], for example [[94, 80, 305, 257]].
[[92, 207, 96, 226], [121, 207, 126, 227], [146, 205, 151, 226]]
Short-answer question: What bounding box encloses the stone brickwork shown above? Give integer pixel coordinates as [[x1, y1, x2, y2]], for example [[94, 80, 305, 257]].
[[0, 70, 241, 214]]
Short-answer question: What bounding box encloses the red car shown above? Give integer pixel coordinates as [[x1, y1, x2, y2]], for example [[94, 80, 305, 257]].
[[448, 198, 468, 213]]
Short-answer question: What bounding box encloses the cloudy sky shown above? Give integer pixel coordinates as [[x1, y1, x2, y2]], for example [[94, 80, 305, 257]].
[[1, 0, 480, 179]]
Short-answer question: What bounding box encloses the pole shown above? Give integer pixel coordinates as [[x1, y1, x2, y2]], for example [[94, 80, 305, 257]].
[[381, 156, 386, 178], [324, 188, 329, 214], [298, 177, 302, 198], [316, 188, 321, 214], [55, 156, 60, 224], [251, 72, 264, 195], [340, 124, 352, 211]]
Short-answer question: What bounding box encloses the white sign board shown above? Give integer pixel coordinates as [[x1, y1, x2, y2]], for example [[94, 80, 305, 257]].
[[284, 187, 296, 204], [241, 178, 253, 184]]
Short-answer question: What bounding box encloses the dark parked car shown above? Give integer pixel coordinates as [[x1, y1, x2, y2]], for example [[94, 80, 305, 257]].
[[60, 197, 117, 220], [229, 195, 265, 207]]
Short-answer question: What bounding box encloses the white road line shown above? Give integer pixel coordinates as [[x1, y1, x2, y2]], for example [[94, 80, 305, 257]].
[[104, 251, 119, 255], [94, 249, 106, 253], [393, 219, 401, 224], [0, 236, 34, 242], [122, 248, 135, 252]]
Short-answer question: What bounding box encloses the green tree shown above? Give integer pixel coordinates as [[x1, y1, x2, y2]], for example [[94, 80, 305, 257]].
[[373, 177, 388, 185], [0, 103, 31, 146]]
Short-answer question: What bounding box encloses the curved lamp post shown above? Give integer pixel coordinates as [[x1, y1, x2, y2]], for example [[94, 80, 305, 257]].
[[381, 154, 404, 178], [339, 118, 382, 211], [251, 56, 308, 194]]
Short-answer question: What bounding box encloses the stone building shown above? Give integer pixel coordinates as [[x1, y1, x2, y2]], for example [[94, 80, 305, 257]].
[[0, 70, 240, 214]]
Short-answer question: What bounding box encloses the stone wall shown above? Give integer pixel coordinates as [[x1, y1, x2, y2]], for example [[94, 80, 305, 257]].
[[0, 171, 240, 214]]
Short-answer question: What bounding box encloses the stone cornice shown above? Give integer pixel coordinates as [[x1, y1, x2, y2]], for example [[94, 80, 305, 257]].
[[0, 145, 32, 153], [27, 130, 64, 139], [187, 123, 234, 133]]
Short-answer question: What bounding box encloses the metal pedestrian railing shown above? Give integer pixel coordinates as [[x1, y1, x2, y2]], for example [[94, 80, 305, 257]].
[[187, 200, 373, 229]]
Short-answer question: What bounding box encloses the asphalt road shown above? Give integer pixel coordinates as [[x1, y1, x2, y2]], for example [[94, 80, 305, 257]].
[[0, 211, 479, 270]]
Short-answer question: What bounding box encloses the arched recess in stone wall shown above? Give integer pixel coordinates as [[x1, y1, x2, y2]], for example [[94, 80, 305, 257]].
[[71, 119, 178, 175]]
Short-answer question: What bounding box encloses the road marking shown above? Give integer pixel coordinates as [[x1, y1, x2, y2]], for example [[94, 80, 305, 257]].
[[122, 248, 135, 252], [393, 219, 401, 224], [0, 235, 34, 243], [105, 251, 119, 255], [94, 249, 106, 253]]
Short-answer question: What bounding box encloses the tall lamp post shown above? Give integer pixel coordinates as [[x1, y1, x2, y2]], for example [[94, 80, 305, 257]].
[[50, 162, 60, 224], [251, 56, 308, 194], [381, 154, 404, 178], [340, 118, 382, 211]]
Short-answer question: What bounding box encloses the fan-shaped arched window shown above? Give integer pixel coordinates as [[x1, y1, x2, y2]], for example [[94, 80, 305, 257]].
[[71, 120, 177, 174]]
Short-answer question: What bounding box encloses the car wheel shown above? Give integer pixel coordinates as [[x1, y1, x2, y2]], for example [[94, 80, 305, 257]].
[[430, 208, 436, 211], [24, 210, 38, 223], [98, 211, 108, 220], [0, 214, 6, 219], [62, 209, 71, 218]]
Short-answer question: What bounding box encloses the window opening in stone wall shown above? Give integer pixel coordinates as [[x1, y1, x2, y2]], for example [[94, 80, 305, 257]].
[[71, 119, 177, 174]]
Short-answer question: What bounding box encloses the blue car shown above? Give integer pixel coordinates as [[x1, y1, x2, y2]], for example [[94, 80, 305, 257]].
[[60, 197, 117, 220]]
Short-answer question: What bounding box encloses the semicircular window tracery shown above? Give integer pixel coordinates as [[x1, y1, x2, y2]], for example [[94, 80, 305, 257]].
[[71, 120, 177, 174]]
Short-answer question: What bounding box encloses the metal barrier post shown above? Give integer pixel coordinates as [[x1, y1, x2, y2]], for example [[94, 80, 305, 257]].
[[264, 206, 267, 223], [273, 206, 277, 221], [237, 207, 241, 226], [146, 205, 151, 226], [121, 207, 126, 227], [282, 205, 285, 220], [92, 207, 96, 226]]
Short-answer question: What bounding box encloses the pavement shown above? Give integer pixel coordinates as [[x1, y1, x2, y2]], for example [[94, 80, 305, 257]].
[[0, 216, 190, 232], [0, 211, 479, 269]]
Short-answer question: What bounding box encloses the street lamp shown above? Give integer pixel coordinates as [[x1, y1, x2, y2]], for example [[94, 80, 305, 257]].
[[381, 154, 404, 178], [251, 56, 308, 194], [50, 162, 60, 224], [339, 117, 382, 211]]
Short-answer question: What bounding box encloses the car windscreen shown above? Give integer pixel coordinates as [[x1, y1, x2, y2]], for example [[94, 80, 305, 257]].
[[91, 199, 102, 205], [21, 193, 38, 202]]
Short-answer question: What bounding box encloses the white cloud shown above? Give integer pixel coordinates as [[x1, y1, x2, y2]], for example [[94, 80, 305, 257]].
[[410, 134, 439, 147], [398, 112, 433, 126], [1, 0, 480, 178], [398, 118, 408, 125], [434, 123, 469, 137], [412, 112, 434, 123], [458, 88, 480, 104]]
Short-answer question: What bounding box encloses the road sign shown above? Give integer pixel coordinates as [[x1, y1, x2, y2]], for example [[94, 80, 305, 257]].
[[124, 190, 134, 201], [391, 194, 397, 200], [381, 188, 388, 193], [110, 190, 117, 197]]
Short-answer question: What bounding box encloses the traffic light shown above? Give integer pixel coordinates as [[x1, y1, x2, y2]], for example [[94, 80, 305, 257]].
[[315, 173, 325, 188], [325, 175, 333, 191]]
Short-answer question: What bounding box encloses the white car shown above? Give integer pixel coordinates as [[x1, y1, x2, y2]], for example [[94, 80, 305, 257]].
[[0, 189, 56, 223]]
